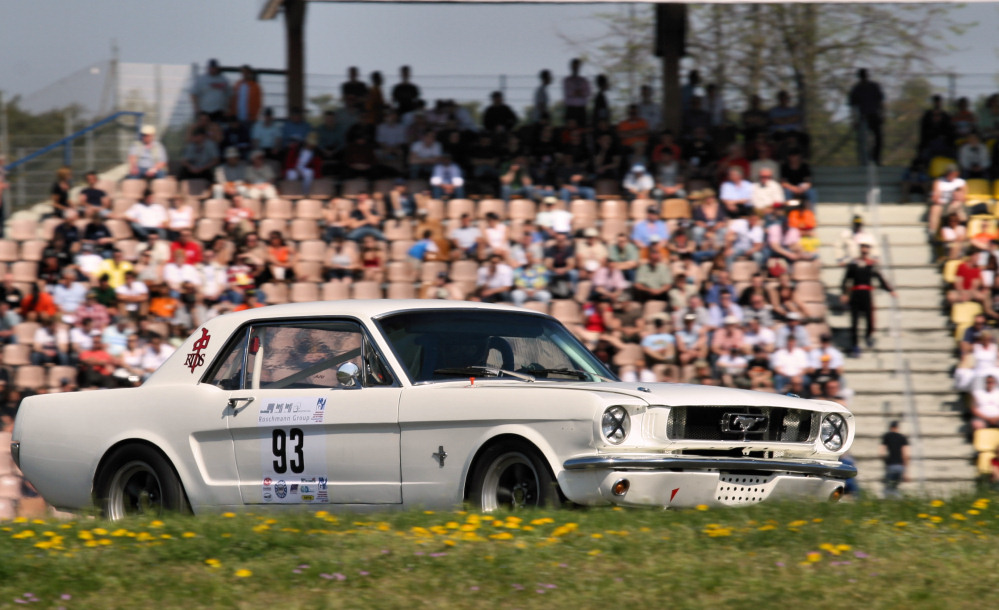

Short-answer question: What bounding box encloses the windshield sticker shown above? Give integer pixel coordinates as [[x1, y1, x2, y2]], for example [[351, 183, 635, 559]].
[[258, 397, 327, 425], [185, 328, 212, 374]]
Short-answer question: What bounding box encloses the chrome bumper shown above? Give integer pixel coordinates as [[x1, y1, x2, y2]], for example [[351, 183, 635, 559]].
[[563, 456, 857, 479]]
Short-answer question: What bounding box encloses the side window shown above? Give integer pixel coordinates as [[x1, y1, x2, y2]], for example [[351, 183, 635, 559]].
[[206, 330, 247, 390], [247, 322, 365, 390]]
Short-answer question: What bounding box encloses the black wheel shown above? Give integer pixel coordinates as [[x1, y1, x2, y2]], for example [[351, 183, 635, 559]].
[[469, 441, 561, 512], [95, 445, 190, 520]]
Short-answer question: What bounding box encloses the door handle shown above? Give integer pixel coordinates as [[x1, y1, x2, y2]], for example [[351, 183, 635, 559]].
[[227, 396, 255, 415]]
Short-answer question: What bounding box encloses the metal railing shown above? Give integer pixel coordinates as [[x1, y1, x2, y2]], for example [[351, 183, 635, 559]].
[[864, 160, 926, 493], [3, 111, 144, 174]]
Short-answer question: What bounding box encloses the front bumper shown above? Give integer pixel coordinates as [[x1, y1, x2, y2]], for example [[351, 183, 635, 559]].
[[560, 455, 855, 507]]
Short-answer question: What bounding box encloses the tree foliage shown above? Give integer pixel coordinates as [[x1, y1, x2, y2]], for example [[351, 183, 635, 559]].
[[566, 3, 967, 165]]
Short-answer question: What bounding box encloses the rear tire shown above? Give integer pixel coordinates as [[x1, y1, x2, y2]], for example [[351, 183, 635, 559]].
[[469, 441, 561, 512], [95, 445, 190, 520]]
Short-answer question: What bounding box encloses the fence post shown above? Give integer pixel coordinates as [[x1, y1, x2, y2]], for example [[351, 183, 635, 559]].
[[500, 74, 506, 98], [63, 110, 73, 167]]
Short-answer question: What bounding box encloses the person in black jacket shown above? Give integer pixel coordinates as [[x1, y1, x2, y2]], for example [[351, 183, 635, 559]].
[[841, 241, 896, 357]]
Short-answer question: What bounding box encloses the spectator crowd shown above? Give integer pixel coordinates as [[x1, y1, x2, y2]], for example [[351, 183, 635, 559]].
[[0, 58, 853, 427]]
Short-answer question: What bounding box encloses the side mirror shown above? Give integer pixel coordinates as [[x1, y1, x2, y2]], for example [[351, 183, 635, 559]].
[[337, 362, 361, 388]]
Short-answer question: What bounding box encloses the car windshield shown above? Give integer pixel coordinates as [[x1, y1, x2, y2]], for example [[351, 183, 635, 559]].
[[376, 309, 617, 384]]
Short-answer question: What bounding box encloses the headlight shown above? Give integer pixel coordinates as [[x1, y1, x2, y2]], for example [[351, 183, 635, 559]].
[[601, 406, 630, 444], [820, 413, 846, 451]]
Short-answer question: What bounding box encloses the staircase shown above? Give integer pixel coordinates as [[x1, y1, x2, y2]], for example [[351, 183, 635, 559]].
[[813, 166, 906, 204], [815, 202, 977, 498]]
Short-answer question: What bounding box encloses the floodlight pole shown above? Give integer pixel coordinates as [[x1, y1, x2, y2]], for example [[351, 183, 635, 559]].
[[285, 0, 307, 112], [656, 3, 686, 134]]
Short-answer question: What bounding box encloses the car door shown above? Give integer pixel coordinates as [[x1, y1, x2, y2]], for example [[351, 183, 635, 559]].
[[209, 319, 402, 505]]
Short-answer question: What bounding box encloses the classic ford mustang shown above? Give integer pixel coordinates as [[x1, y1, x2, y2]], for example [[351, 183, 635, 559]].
[[11, 300, 855, 519]]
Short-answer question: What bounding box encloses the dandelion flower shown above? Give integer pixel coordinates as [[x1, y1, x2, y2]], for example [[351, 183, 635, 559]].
[[235, 569, 252, 578]]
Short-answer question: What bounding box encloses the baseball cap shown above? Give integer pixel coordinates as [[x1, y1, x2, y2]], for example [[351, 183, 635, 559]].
[[723, 314, 738, 325], [632, 164, 646, 173], [583, 227, 599, 238], [140, 125, 156, 136], [225, 146, 240, 158]]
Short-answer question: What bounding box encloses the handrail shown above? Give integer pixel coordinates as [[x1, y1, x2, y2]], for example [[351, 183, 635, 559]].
[[865, 160, 926, 493], [2, 111, 144, 173]]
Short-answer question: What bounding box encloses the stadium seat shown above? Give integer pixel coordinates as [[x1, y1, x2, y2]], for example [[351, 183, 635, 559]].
[[386, 282, 416, 299], [929, 156, 957, 179], [631, 199, 657, 220], [340, 178, 370, 197], [2, 344, 30, 366], [351, 281, 383, 299], [264, 198, 293, 219], [421, 199, 445, 220], [662, 198, 692, 220], [38, 217, 61, 241], [7, 218, 37, 242], [792, 260, 822, 281], [450, 260, 479, 283], [277, 180, 304, 199], [13, 322, 39, 345], [477, 199, 506, 220], [183, 179, 211, 199], [600, 200, 627, 220], [10, 261, 37, 284], [289, 218, 320, 241], [508, 199, 536, 221], [308, 178, 335, 199], [446, 199, 475, 220], [600, 218, 628, 243], [967, 179, 991, 204], [295, 199, 324, 220], [521, 301, 549, 315], [14, 366, 46, 391], [390, 240, 414, 261], [952, 301, 984, 341], [570, 199, 597, 219], [297, 240, 328, 262], [322, 281, 350, 301], [48, 366, 78, 389], [201, 199, 230, 220], [151, 177, 178, 199], [258, 219, 289, 238], [0, 240, 19, 263], [19, 240, 47, 262], [730, 260, 759, 283], [419, 261, 448, 283], [550, 300, 582, 325], [194, 219, 224, 242], [293, 261, 323, 282], [974, 428, 999, 475], [386, 261, 416, 283], [259, 282, 289, 304], [595, 179, 620, 199], [289, 282, 320, 303], [794, 281, 825, 303], [613, 342, 644, 367], [384, 219, 414, 242], [119, 179, 147, 201]]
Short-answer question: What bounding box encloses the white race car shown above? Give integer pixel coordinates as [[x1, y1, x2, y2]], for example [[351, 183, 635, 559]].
[[11, 300, 855, 519]]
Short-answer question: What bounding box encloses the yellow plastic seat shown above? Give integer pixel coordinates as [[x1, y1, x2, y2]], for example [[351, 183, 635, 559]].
[[951, 300, 983, 341], [929, 156, 957, 178], [973, 429, 999, 475]]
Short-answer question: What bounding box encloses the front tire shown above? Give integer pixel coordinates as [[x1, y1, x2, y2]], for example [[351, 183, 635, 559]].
[[469, 441, 561, 511], [95, 445, 190, 520]]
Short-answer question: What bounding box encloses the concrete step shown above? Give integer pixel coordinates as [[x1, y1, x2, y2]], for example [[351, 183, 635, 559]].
[[844, 371, 953, 393], [820, 266, 937, 288], [852, 457, 976, 481], [853, 413, 965, 436], [827, 310, 949, 329], [816, 202, 926, 226], [819, 244, 935, 266], [850, 434, 974, 460]]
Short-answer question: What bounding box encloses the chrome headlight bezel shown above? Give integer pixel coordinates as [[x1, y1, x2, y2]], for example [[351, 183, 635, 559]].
[[819, 413, 847, 452], [601, 406, 631, 445]]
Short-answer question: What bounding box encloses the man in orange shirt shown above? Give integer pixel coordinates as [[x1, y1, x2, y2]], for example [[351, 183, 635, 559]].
[[229, 65, 262, 127], [617, 104, 649, 150]]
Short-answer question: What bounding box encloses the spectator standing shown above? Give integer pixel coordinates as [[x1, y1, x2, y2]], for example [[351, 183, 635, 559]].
[[533, 69, 552, 123], [189, 59, 231, 122], [392, 66, 421, 115], [563, 58, 590, 126], [229, 65, 262, 127], [879, 420, 909, 498], [848, 69, 885, 166]]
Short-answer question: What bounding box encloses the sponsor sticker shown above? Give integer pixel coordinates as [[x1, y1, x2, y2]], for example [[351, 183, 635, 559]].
[[302, 495, 315, 501], [184, 328, 212, 374], [258, 398, 325, 426], [275, 480, 287, 499]]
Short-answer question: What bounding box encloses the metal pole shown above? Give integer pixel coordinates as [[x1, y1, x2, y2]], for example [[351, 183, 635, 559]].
[[0, 91, 8, 159], [86, 128, 94, 171], [63, 110, 73, 168], [16, 147, 25, 211], [154, 63, 163, 132], [500, 74, 507, 98]]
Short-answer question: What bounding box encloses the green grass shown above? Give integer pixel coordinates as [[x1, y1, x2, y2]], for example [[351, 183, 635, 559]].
[[1, 496, 998, 608]]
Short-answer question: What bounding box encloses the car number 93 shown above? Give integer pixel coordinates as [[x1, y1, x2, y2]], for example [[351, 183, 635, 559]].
[[259, 427, 328, 504]]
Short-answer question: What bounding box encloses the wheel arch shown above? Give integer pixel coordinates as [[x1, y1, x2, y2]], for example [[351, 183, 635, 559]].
[[462, 433, 560, 502], [92, 439, 192, 509]]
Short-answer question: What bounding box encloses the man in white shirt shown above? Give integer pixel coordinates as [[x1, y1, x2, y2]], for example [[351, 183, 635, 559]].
[[430, 155, 466, 200], [162, 250, 203, 295], [770, 335, 810, 393], [972, 374, 999, 430], [751, 168, 786, 211], [742, 316, 776, 353], [622, 165, 655, 200], [449, 214, 482, 260], [141, 334, 176, 379], [123, 192, 168, 241], [408, 131, 442, 179], [473, 254, 514, 303], [51, 270, 88, 314], [198, 250, 229, 300], [808, 333, 845, 375], [115, 271, 150, 317], [535, 197, 573, 238], [929, 164, 967, 234]]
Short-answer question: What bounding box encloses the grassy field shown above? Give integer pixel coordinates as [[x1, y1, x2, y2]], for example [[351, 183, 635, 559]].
[[0, 496, 997, 609]]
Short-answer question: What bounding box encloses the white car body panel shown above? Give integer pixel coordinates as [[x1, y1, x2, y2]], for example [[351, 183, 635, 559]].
[[12, 300, 856, 514]]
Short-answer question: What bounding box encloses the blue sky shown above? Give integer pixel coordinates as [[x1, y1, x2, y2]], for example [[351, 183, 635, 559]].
[[1, 1, 997, 108]]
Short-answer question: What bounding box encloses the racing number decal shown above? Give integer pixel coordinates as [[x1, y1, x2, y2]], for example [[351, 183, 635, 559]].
[[257, 397, 330, 504], [272, 428, 305, 474]]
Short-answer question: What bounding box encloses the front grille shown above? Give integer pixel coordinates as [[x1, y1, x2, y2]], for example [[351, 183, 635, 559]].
[[667, 406, 815, 443]]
